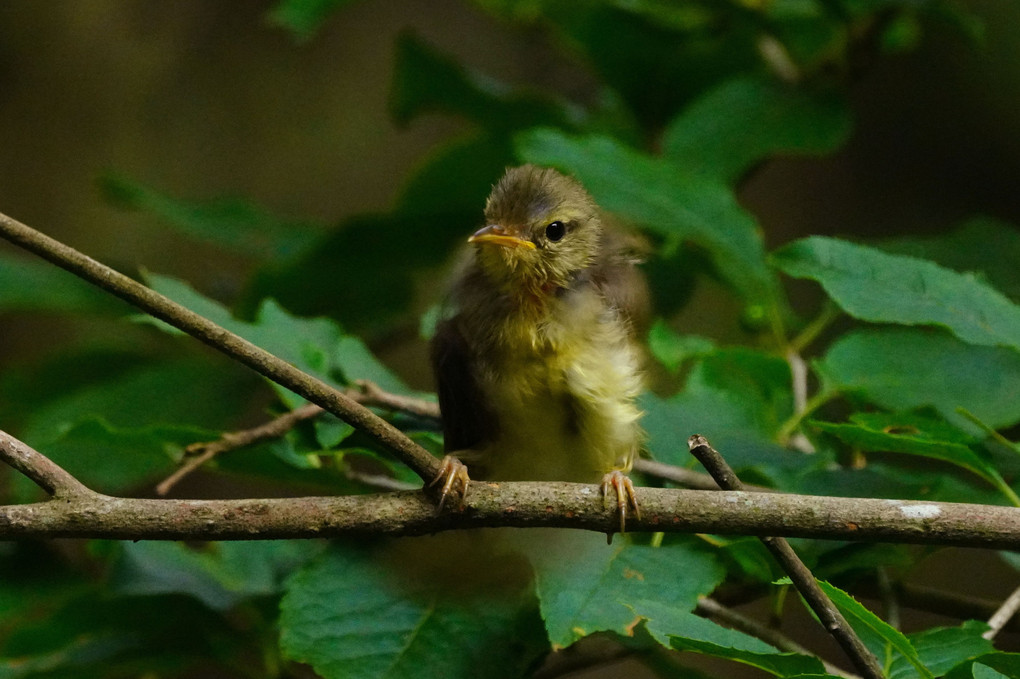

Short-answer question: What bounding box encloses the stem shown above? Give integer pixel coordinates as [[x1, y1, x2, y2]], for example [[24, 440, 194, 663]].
[[777, 389, 839, 445]]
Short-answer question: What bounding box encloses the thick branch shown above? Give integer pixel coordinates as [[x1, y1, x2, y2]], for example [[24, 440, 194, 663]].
[[0, 211, 440, 482], [1, 480, 1019, 545]]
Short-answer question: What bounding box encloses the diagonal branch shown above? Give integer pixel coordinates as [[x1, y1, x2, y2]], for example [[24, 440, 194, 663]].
[[0, 430, 92, 499], [689, 434, 885, 679], [0, 211, 441, 483]]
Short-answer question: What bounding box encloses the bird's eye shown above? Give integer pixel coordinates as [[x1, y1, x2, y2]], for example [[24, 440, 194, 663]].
[[545, 221, 566, 242]]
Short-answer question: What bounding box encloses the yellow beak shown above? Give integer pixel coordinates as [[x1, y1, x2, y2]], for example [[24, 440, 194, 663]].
[[468, 224, 536, 250]]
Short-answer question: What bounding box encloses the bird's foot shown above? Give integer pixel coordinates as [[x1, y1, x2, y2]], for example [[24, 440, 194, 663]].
[[429, 455, 471, 510], [601, 469, 640, 537]]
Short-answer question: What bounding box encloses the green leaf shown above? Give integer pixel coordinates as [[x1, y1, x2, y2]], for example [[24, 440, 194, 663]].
[[944, 653, 1020, 679], [662, 76, 851, 182], [810, 412, 1011, 493], [265, 0, 357, 41], [101, 175, 323, 259], [389, 32, 572, 131], [280, 540, 546, 679], [812, 580, 933, 678], [0, 253, 127, 314], [772, 236, 1020, 352], [818, 328, 1020, 432], [529, 534, 725, 648], [891, 621, 993, 679], [110, 541, 322, 610], [670, 632, 827, 677], [880, 217, 1020, 302], [517, 129, 780, 311], [314, 413, 356, 449], [647, 320, 715, 372]]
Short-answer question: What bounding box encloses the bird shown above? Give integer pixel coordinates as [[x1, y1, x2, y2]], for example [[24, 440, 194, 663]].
[[429, 164, 647, 532]]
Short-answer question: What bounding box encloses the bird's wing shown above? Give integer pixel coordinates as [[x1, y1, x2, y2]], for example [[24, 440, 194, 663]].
[[430, 318, 498, 456]]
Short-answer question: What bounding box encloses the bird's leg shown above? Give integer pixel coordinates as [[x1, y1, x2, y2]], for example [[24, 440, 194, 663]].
[[429, 455, 471, 510], [600, 469, 640, 536]]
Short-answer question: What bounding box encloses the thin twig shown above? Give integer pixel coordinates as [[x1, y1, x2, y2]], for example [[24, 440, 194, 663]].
[[3, 431, 1020, 545], [156, 403, 324, 496], [983, 584, 1020, 640], [695, 597, 859, 679], [154, 382, 440, 495], [688, 434, 886, 679], [0, 211, 441, 483]]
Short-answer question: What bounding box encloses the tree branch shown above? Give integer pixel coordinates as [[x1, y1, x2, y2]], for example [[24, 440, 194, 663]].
[[689, 435, 885, 679], [0, 211, 441, 483], [2, 432, 1020, 546]]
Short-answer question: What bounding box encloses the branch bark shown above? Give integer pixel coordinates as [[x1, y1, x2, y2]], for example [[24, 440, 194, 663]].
[[689, 434, 885, 679], [3, 430, 1020, 545], [0, 210, 441, 483]]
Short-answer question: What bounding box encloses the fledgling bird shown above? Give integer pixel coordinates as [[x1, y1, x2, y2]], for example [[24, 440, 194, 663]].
[[430, 164, 647, 530]]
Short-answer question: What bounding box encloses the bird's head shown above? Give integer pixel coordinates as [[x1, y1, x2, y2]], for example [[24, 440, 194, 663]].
[[470, 165, 602, 294]]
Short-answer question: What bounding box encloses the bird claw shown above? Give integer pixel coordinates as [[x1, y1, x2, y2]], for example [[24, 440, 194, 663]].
[[601, 470, 640, 537], [429, 455, 470, 510]]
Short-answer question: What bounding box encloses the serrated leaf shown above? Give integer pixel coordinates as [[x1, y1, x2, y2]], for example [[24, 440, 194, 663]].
[[772, 236, 1020, 352], [811, 412, 1008, 492], [880, 218, 1020, 302], [529, 535, 725, 648], [101, 174, 323, 259], [0, 253, 127, 314], [516, 129, 781, 311], [818, 328, 1020, 432], [662, 76, 851, 182], [813, 580, 933, 678], [891, 621, 993, 679], [670, 633, 827, 677], [280, 541, 546, 679]]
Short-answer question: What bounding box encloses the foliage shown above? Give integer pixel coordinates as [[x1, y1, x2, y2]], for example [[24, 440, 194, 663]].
[[1, 1, 1018, 678]]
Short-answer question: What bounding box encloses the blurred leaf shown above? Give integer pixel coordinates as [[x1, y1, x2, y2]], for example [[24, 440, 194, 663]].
[[389, 32, 573, 130], [280, 541, 546, 679], [880, 217, 1020, 302], [12, 419, 202, 501], [647, 319, 715, 372], [772, 236, 1020, 352], [818, 328, 1020, 432], [539, 2, 760, 129], [812, 580, 933, 678], [333, 335, 409, 394], [529, 535, 725, 648], [810, 412, 1008, 491], [670, 632, 827, 677], [517, 129, 781, 311], [110, 541, 323, 611], [944, 653, 1020, 679], [101, 174, 323, 259], [314, 413, 356, 449], [662, 76, 852, 182], [0, 253, 127, 314], [0, 588, 252, 679], [265, 0, 358, 41], [891, 621, 993, 679]]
